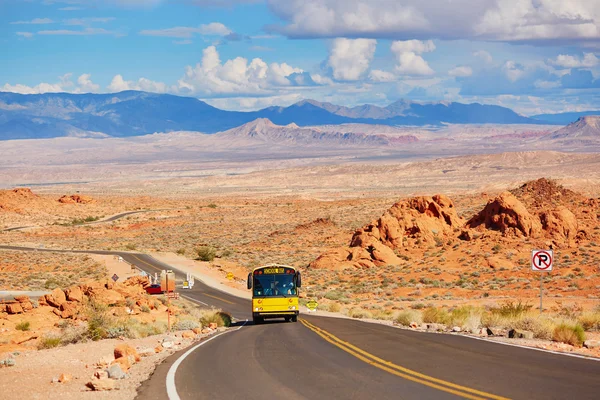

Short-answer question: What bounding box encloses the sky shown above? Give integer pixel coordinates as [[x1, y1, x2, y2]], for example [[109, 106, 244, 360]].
[[1, 0, 599, 115]]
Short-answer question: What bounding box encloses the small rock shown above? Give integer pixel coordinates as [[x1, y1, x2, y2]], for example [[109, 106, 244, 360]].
[[111, 357, 131, 373], [154, 345, 164, 354], [192, 327, 203, 335], [584, 340, 600, 349], [96, 356, 113, 368], [201, 328, 211, 334], [4, 358, 15, 367], [114, 344, 140, 362], [138, 348, 155, 357], [161, 337, 175, 348], [208, 322, 218, 330], [107, 364, 126, 380], [182, 330, 196, 339], [94, 370, 108, 380], [508, 329, 534, 339], [6, 304, 23, 314], [409, 322, 418, 329], [58, 373, 72, 383], [87, 379, 116, 391], [427, 323, 446, 332], [51, 377, 59, 384], [452, 326, 461, 332]]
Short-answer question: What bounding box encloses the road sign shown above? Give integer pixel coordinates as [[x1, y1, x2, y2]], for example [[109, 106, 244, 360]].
[[531, 250, 553, 271], [226, 272, 234, 280], [182, 281, 189, 289], [306, 300, 318, 311], [111, 273, 119, 282]]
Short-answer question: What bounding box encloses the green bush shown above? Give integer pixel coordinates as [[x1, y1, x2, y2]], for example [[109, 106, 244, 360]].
[[15, 321, 30, 331], [38, 335, 61, 349], [553, 323, 585, 347], [174, 319, 200, 330], [422, 307, 450, 324], [578, 312, 600, 331], [85, 300, 110, 341], [491, 300, 532, 318], [196, 246, 216, 262], [395, 310, 421, 326]]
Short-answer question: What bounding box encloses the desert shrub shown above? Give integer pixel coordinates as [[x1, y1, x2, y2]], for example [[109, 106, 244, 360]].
[[176, 248, 186, 256], [207, 203, 218, 208], [38, 335, 62, 349], [372, 309, 394, 320], [422, 307, 450, 324], [128, 321, 168, 338], [328, 302, 341, 313], [348, 308, 372, 319], [324, 291, 343, 301], [15, 321, 30, 331], [196, 246, 216, 262], [491, 300, 532, 318], [106, 326, 128, 339], [141, 305, 151, 313], [481, 311, 505, 328], [395, 310, 422, 326], [578, 312, 600, 331], [61, 325, 88, 344], [85, 300, 111, 341], [511, 315, 555, 340], [199, 309, 231, 327], [125, 243, 137, 251], [552, 323, 585, 347], [174, 319, 200, 330]]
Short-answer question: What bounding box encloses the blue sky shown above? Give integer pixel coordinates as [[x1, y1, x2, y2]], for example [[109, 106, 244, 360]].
[[1, 0, 599, 115]]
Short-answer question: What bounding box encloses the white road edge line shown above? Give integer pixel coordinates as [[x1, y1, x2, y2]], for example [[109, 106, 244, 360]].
[[166, 319, 248, 400], [180, 294, 209, 306]]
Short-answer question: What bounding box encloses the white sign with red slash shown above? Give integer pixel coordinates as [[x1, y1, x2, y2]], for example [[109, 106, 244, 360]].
[[531, 250, 553, 271]]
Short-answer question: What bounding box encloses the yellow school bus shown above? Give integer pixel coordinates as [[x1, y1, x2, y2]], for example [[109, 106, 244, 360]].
[[247, 264, 302, 324]]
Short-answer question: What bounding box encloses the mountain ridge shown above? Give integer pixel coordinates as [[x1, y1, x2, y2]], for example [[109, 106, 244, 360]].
[[0, 90, 562, 140]]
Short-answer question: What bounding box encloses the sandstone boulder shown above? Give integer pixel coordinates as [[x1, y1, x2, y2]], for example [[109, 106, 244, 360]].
[[13, 295, 30, 303], [59, 302, 78, 319], [111, 357, 130, 373], [539, 207, 578, 243], [468, 192, 542, 237], [58, 194, 94, 204], [46, 288, 67, 308], [87, 379, 116, 391], [182, 330, 196, 339], [6, 303, 23, 314], [65, 286, 83, 302], [20, 301, 34, 312], [114, 344, 140, 363]]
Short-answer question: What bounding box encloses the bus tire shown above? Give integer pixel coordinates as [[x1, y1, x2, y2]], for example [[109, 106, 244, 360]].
[[253, 316, 263, 324], [291, 315, 298, 322], [285, 316, 291, 322]]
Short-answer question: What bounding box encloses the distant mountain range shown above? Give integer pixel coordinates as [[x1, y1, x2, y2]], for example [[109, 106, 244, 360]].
[[550, 116, 600, 142], [0, 90, 598, 140]]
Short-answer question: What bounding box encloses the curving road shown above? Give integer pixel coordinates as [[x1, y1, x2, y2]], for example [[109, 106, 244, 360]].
[[2, 245, 599, 399]]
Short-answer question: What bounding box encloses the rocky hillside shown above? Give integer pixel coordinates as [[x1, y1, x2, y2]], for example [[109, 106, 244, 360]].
[[310, 178, 597, 269], [550, 116, 600, 141]]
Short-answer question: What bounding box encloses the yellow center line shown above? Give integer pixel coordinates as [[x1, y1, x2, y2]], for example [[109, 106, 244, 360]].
[[130, 254, 160, 270], [300, 319, 510, 400], [202, 293, 235, 305]]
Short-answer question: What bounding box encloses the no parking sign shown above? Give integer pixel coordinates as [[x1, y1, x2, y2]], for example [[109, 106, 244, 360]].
[[531, 250, 553, 271]]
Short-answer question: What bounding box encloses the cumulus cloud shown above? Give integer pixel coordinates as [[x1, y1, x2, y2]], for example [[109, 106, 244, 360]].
[[473, 50, 493, 64], [391, 40, 435, 76], [267, 0, 600, 46], [176, 45, 305, 95], [327, 38, 376, 81], [11, 18, 54, 25], [550, 53, 599, 68], [502, 61, 526, 82], [1, 73, 100, 94], [108, 75, 169, 93], [204, 93, 303, 111], [140, 22, 232, 38], [448, 66, 473, 77], [369, 70, 396, 82]]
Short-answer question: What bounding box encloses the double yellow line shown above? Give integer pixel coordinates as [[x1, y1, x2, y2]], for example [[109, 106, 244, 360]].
[[300, 319, 510, 400]]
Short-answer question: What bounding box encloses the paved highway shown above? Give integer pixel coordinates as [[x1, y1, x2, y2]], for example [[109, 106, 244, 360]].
[[2, 245, 599, 399]]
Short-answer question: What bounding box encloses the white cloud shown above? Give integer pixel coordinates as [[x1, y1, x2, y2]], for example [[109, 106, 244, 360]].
[[140, 23, 232, 38], [203, 93, 303, 111], [11, 18, 54, 25], [448, 66, 473, 77], [391, 40, 435, 76], [16, 32, 34, 38], [174, 40, 193, 45], [37, 28, 120, 36], [327, 38, 377, 81], [534, 79, 561, 89], [267, 0, 600, 46], [2, 73, 100, 94], [177, 46, 305, 95], [77, 74, 100, 92], [369, 69, 396, 82], [63, 17, 116, 26], [107, 75, 169, 93], [550, 53, 599, 68], [473, 50, 493, 64], [502, 61, 526, 82], [310, 73, 334, 85]]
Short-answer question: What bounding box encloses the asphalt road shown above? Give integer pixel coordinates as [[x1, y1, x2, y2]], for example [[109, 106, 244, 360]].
[[2, 245, 599, 399]]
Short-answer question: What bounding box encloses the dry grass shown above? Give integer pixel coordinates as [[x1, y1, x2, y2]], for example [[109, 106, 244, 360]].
[[552, 323, 586, 347]]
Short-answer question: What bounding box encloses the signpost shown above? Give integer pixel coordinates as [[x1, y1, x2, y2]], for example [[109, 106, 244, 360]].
[[226, 272, 234, 281], [306, 299, 318, 312], [531, 250, 553, 313], [111, 273, 119, 282]]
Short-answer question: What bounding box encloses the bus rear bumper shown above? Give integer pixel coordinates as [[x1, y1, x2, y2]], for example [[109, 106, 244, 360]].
[[253, 311, 299, 319]]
